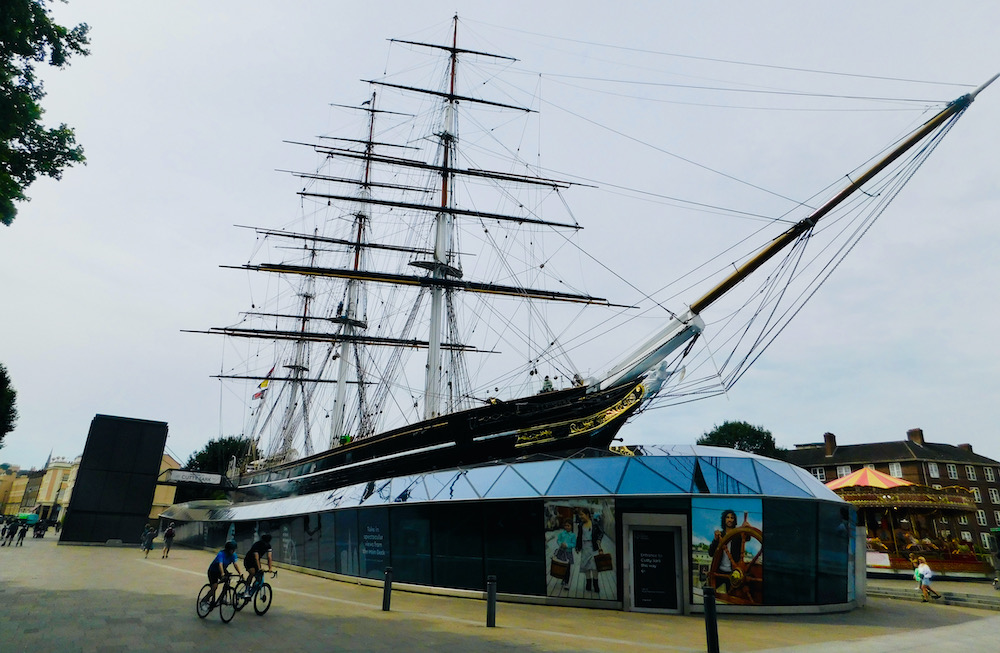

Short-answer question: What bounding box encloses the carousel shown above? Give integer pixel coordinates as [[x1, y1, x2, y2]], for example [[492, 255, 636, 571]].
[[826, 468, 991, 579]]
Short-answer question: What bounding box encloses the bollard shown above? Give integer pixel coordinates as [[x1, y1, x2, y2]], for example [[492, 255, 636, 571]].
[[703, 586, 720, 653], [486, 575, 497, 627], [382, 566, 393, 611]]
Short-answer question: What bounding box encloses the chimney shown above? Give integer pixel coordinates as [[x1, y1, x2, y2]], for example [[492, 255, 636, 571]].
[[823, 432, 837, 457], [906, 428, 925, 446], [958, 443, 973, 453]]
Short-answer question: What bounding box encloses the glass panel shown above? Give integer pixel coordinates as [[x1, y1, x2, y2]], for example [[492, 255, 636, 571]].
[[484, 500, 545, 596], [422, 470, 455, 499], [318, 512, 337, 573], [484, 467, 540, 499], [432, 504, 485, 590], [334, 510, 359, 576], [511, 460, 563, 495], [757, 459, 814, 493], [638, 457, 694, 492], [568, 457, 629, 493], [232, 521, 256, 557], [620, 458, 687, 494], [357, 508, 390, 580], [713, 457, 761, 493], [431, 472, 481, 501], [301, 513, 321, 570], [391, 476, 427, 503], [272, 518, 304, 567], [754, 462, 812, 498], [698, 459, 757, 495], [463, 465, 506, 496], [547, 461, 612, 497], [788, 465, 836, 498], [390, 506, 432, 585], [816, 503, 850, 604], [762, 499, 816, 605]]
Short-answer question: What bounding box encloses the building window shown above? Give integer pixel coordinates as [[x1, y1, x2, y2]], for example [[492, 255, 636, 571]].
[[982, 532, 994, 549], [947, 464, 958, 480], [994, 511, 1000, 526], [967, 465, 977, 481], [986, 467, 996, 483], [990, 488, 1000, 504], [889, 463, 902, 478], [977, 510, 988, 526], [836, 465, 852, 478], [811, 468, 826, 482], [863, 463, 875, 470], [973, 488, 982, 503], [961, 531, 973, 542], [928, 462, 939, 478], [959, 515, 969, 525]]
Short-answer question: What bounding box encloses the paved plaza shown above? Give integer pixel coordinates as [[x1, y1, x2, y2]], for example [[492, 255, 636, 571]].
[[2, 536, 1000, 652]]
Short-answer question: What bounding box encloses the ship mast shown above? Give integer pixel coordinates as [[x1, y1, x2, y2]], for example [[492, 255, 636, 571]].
[[277, 233, 318, 458], [329, 92, 377, 446], [423, 18, 460, 420], [600, 74, 998, 392]]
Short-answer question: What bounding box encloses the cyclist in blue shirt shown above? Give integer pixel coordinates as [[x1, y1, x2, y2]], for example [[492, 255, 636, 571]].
[[201, 541, 243, 609]]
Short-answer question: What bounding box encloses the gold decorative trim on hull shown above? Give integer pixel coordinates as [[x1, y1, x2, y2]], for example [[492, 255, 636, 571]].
[[514, 383, 645, 448]]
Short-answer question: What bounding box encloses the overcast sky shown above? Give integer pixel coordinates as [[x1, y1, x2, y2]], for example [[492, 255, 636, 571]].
[[2, 1, 998, 471]]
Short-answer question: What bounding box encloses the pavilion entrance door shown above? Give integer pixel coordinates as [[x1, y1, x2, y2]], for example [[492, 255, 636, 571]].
[[622, 514, 688, 614]]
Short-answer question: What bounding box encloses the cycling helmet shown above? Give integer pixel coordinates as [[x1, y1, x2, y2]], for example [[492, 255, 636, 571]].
[[225, 540, 237, 552]]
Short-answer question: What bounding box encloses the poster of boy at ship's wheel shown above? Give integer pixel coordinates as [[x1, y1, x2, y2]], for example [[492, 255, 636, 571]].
[[543, 498, 617, 600], [691, 497, 763, 605]]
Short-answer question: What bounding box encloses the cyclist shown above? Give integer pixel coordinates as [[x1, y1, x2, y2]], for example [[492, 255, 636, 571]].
[[243, 533, 273, 596], [201, 541, 243, 610]]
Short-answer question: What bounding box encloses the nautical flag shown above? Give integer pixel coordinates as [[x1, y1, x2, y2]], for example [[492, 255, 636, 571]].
[[253, 366, 275, 399], [258, 366, 275, 388]]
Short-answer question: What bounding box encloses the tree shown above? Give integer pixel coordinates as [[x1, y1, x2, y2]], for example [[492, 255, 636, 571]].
[[185, 436, 257, 475], [697, 420, 784, 457], [0, 363, 17, 447], [1, 0, 90, 226]]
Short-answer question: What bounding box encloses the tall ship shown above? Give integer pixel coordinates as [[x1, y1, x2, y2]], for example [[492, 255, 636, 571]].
[[191, 17, 995, 502]]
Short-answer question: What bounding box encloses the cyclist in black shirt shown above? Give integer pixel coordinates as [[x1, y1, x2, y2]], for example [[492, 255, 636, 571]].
[[244, 533, 273, 593]]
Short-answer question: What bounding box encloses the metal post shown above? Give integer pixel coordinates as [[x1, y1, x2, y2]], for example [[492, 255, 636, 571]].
[[486, 575, 497, 627], [703, 586, 719, 653], [382, 566, 393, 611]]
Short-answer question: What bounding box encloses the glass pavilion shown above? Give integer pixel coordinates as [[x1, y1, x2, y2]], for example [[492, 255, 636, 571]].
[[161, 445, 860, 614]]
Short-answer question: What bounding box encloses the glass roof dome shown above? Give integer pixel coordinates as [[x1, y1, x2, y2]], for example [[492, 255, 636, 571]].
[[163, 445, 842, 523]]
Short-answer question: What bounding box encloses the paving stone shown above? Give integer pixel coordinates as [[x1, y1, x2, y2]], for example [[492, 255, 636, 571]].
[[2, 537, 1000, 652]]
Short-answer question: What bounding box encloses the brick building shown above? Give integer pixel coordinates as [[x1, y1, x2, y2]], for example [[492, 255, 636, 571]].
[[783, 428, 1000, 551]]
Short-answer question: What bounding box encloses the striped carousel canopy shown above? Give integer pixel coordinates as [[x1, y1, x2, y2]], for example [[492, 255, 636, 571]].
[[825, 467, 913, 490]]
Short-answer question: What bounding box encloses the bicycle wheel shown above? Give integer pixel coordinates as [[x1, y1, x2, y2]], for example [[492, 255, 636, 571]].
[[253, 582, 272, 615], [218, 585, 237, 623], [233, 579, 250, 611], [196, 584, 213, 619]]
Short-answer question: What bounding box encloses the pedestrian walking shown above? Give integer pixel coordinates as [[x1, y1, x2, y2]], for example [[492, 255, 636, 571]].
[[917, 556, 942, 601], [16, 523, 28, 546], [140, 523, 156, 558], [2, 523, 15, 546], [162, 522, 176, 558]]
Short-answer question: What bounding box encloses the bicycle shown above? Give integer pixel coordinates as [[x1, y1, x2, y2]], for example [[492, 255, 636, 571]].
[[196, 572, 242, 623], [234, 569, 277, 615]]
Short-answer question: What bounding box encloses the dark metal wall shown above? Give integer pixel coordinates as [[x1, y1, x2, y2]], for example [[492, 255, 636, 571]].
[[60, 414, 168, 544]]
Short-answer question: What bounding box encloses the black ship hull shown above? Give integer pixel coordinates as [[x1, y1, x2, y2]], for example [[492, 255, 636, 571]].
[[233, 379, 646, 501]]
